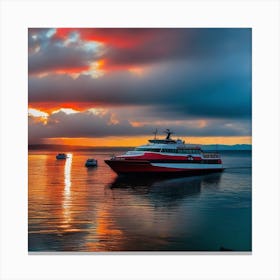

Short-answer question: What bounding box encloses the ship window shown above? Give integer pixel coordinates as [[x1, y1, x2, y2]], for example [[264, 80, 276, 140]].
[[162, 149, 177, 153], [177, 149, 201, 154], [150, 149, 161, 152], [135, 148, 161, 152]]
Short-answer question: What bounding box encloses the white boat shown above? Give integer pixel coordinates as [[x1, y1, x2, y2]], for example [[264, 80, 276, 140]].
[[105, 129, 224, 175], [56, 153, 67, 160], [85, 158, 98, 167]]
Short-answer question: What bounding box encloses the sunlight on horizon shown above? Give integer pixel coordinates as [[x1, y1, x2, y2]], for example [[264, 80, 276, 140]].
[[41, 136, 252, 147]]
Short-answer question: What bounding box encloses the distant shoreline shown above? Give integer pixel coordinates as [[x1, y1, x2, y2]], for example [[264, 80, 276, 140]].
[[28, 144, 252, 151]]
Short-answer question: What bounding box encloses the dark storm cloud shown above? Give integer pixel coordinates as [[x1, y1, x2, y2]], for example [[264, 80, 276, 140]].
[[28, 110, 251, 142], [29, 43, 95, 75], [103, 28, 251, 69], [51, 28, 250, 70], [29, 49, 251, 120]]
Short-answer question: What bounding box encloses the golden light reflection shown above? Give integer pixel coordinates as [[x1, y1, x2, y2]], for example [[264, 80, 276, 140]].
[[45, 135, 252, 147], [84, 209, 124, 251], [63, 154, 72, 227]]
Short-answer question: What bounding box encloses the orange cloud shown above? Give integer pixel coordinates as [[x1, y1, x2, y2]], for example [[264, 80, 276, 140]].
[[53, 28, 73, 40], [28, 103, 90, 114], [55, 28, 155, 48], [94, 58, 144, 73], [53, 28, 159, 72], [54, 65, 90, 74], [31, 66, 91, 77]]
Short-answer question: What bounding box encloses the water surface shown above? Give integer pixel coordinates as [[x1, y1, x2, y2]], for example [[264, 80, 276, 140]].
[[28, 149, 251, 252]]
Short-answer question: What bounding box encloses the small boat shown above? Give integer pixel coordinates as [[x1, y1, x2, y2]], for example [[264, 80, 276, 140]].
[[105, 129, 224, 175], [85, 158, 98, 167], [56, 153, 67, 160]]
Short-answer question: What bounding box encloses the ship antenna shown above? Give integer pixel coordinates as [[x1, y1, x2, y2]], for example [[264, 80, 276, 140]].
[[164, 129, 174, 140], [153, 128, 158, 140]]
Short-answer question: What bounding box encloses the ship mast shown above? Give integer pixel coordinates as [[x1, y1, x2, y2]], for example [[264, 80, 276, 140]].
[[153, 128, 158, 140]]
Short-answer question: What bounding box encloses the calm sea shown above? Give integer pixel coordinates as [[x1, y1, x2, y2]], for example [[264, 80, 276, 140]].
[[28, 149, 252, 252]]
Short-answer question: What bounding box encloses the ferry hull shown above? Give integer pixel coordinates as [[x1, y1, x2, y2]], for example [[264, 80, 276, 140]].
[[105, 159, 224, 175]]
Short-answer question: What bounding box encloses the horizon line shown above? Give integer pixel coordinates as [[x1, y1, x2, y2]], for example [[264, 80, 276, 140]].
[[28, 143, 252, 148]]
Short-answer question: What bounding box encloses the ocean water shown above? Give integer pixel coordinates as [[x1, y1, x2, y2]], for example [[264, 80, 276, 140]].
[[28, 149, 252, 252]]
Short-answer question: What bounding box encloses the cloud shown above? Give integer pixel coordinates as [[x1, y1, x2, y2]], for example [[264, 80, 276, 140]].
[[102, 28, 251, 71], [28, 28, 252, 142], [29, 28, 251, 74], [29, 53, 251, 120], [28, 28, 103, 75], [28, 109, 251, 143]]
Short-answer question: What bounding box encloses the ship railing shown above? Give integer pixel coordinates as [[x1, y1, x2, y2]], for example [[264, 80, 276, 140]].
[[203, 153, 220, 158]]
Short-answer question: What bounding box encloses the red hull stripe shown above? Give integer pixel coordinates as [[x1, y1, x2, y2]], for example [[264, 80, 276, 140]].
[[105, 160, 224, 174], [118, 153, 221, 164]]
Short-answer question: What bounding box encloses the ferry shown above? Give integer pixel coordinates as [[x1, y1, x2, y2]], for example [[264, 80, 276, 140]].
[[56, 153, 67, 160], [85, 158, 98, 167], [105, 130, 224, 175]]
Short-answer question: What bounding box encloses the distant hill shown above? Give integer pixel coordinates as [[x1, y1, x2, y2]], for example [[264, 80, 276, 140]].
[[28, 144, 252, 151], [201, 144, 252, 151]]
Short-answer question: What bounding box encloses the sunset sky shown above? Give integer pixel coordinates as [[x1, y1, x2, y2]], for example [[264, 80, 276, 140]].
[[28, 28, 252, 146]]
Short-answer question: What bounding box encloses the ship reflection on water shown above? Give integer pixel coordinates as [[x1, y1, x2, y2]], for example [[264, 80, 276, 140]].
[[109, 174, 222, 207], [103, 173, 224, 251]]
